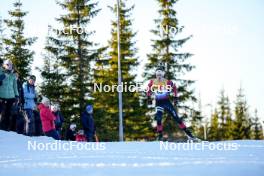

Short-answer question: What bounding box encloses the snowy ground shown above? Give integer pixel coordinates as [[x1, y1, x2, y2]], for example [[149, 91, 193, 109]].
[[0, 130, 264, 176]]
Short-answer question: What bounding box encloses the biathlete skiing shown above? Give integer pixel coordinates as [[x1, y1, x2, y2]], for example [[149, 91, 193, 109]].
[[146, 64, 200, 142]]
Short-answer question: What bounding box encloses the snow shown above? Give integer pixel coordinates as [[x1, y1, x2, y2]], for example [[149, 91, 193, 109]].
[[0, 130, 264, 176]]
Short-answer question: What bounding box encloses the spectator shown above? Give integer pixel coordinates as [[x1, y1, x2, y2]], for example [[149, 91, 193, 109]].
[[15, 107, 24, 134], [23, 75, 37, 136], [10, 100, 19, 132], [66, 123, 76, 141], [33, 110, 43, 136], [38, 97, 59, 140], [33, 94, 43, 136], [51, 104, 64, 138], [14, 71, 25, 108], [81, 104, 96, 142], [11, 71, 24, 133], [0, 60, 19, 131], [76, 130, 87, 142]]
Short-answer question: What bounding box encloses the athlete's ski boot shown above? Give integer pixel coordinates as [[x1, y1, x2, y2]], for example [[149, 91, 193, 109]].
[[184, 128, 202, 142], [157, 132, 163, 141], [187, 136, 202, 142], [156, 125, 163, 141]]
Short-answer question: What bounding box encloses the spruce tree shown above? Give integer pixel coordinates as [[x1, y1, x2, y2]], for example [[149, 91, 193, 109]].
[[37, 27, 66, 105], [208, 109, 220, 141], [224, 100, 234, 140], [144, 0, 197, 139], [217, 90, 233, 140], [190, 94, 204, 138], [233, 87, 251, 139], [93, 1, 154, 141], [3, 0, 36, 80], [0, 16, 5, 63], [251, 109, 263, 140], [54, 0, 101, 120]]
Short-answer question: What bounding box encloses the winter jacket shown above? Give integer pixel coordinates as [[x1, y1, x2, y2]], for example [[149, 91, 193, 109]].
[[147, 79, 177, 100], [38, 103, 56, 132], [76, 134, 87, 142], [81, 111, 95, 135], [0, 68, 19, 99], [66, 129, 76, 141], [53, 111, 64, 130], [23, 82, 37, 110], [17, 79, 25, 106]]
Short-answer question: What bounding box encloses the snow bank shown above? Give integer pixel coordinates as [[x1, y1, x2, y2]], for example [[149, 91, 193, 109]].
[[0, 130, 263, 176]]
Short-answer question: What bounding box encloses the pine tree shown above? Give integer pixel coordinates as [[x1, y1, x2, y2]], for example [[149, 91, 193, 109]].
[[233, 87, 251, 139], [0, 16, 5, 63], [93, 1, 154, 141], [54, 0, 101, 120], [3, 0, 36, 80], [224, 101, 234, 140], [217, 90, 233, 140], [190, 94, 204, 138], [144, 0, 196, 138], [251, 109, 263, 140], [37, 27, 66, 105], [208, 109, 220, 141]]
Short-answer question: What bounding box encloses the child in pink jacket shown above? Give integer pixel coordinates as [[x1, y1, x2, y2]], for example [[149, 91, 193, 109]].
[[38, 97, 60, 140], [75, 130, 87, 142]]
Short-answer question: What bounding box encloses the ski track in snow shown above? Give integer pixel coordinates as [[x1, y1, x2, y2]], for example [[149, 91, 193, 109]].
[[0, 131, 264, 176]]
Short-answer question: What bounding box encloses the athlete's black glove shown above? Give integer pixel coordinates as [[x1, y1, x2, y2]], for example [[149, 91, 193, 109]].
[[173, 97, 179, 106]]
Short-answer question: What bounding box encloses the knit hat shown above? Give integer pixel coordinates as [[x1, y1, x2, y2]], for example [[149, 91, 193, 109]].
[[3, 60, 13, 70], [70, 123, 76, 130], [155, 64, 165, 77], [41, 96, 50, 107], [28, 75, 36, 81], [86, 105, 93, 113], [3, 59, 12, 66], [78, 130, 84, 135], [156, 64, 165, 72]]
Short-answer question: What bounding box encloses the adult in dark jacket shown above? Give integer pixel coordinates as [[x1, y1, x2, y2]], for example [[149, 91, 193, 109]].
[[33, 110, 43, 136], [81, 105, 96, 142], [51, 104, 64, 138], [14, 71, 24, 107], [11, 71, 24, 133]]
